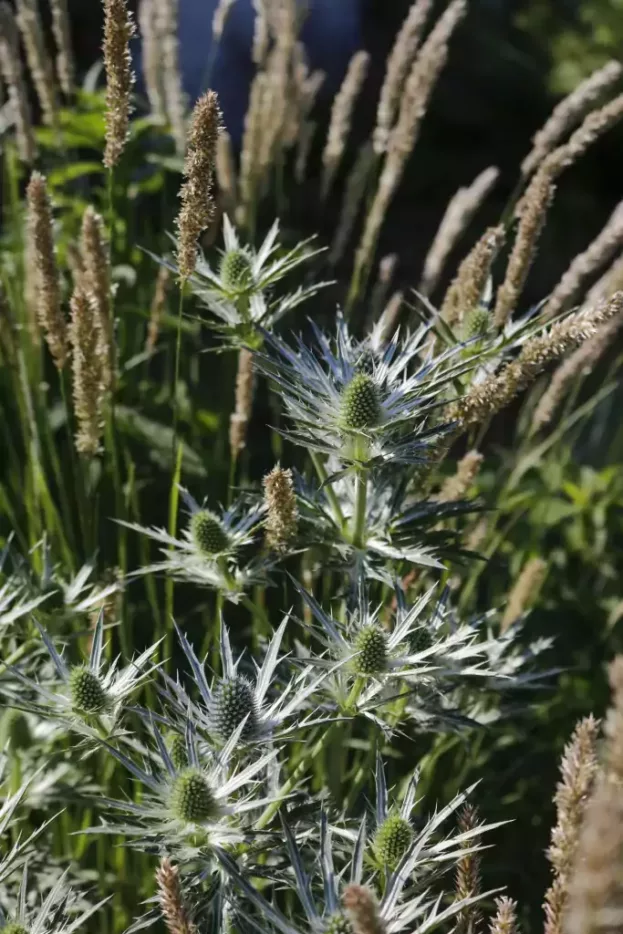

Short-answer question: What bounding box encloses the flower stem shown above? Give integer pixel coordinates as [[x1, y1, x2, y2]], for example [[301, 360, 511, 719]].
[[352, 466, 367, 549], [255, 729, 332, 830], [310, 451, 345, 529]]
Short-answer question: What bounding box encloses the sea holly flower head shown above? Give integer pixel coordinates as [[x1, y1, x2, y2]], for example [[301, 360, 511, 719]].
[[294, 580, 534, 730], [256, 314, 475, 467], [1, 612, 160, 737], [96, 716, 277, 858], [0, 866, 107, 934], [119, 487, 271, 603], [162, 216, 330, 349], [159, 616, 333, 750], [216, 794, 499, 934]]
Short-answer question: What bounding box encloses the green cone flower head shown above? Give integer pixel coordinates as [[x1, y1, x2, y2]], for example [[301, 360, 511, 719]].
[[220, 249, 253, 291], [324, 913, 354, 934], [374, 813, 413, 867], [1, 923, 29, 934], [340, 373, 381, 431], [69, 665, 108, 713], [462, 306, 490, 340], [354, 625, 387, 675], [210, 676, 258, 741], [409, 626, 433, 654], [191, 509, 231, 556], [169, 733, 189, 771], [170, 767, 218, 824]]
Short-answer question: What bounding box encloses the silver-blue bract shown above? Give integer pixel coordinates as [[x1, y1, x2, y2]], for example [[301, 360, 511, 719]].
[[256, 314, 474, 467]]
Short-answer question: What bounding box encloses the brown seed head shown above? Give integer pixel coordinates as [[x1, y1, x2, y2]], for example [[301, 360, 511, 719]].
[[103, 0, 136, 169], [263, 465, 298, 553], [176, 90, 222, 279], [26, 172, 67, 369]]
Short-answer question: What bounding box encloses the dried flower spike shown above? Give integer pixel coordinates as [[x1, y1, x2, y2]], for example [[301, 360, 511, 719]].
[[68, 284, 104, 456], [543, 716, 600, 934], [229, 347, 255, 457], [26, 172, 67, 369], [438, 450, 483, 504], [501, 558, 547, 632], [455, 804, 483, 934], [145, 265, 171, 354], [342, 883, 386, 934], [156, 857, 197, 934], [321, 50, 370, 199], [489, 898, 519, 934], [80, 207, 113, 391], [176, 90, 222, 280], [373, 0, 433, 156], [0, 3, 36, 162], [421, 166, 499, 297], [16, 0, 58, 127], [565, 658, 623, 934], [103, 0, 136, 169], [50, 0, 74, 96], [263, 465, 298, 553], [522, 61, 622, 177]]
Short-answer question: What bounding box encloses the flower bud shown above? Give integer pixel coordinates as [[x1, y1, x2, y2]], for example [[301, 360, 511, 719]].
[[69, 665, 108, 713], [325, 913, 354, 934], [170, 768, 217, 824], [169, 733, 189, 771], [191, 510, 230, 556], [340, 374, 381, 431], [409, 627, 433, 654], [374, 814, 413, 867], [210, 676, 258, 741], [354, 626, 387, 675], [1, 923, 29, 934], [220, 249, 253, 291]]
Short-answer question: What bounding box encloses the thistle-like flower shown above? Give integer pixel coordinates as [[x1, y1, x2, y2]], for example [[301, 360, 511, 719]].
[[159, 615, 332, 749], [166, 215, 328, 348], [3, 611, 160, 736], [0, 867, 107, 934], [120, 487, 269, 602], [257, 314, 471, 467], [96, 716, 277, 857], [295, 581, 544, 729], [217, 794, 496, 934]]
